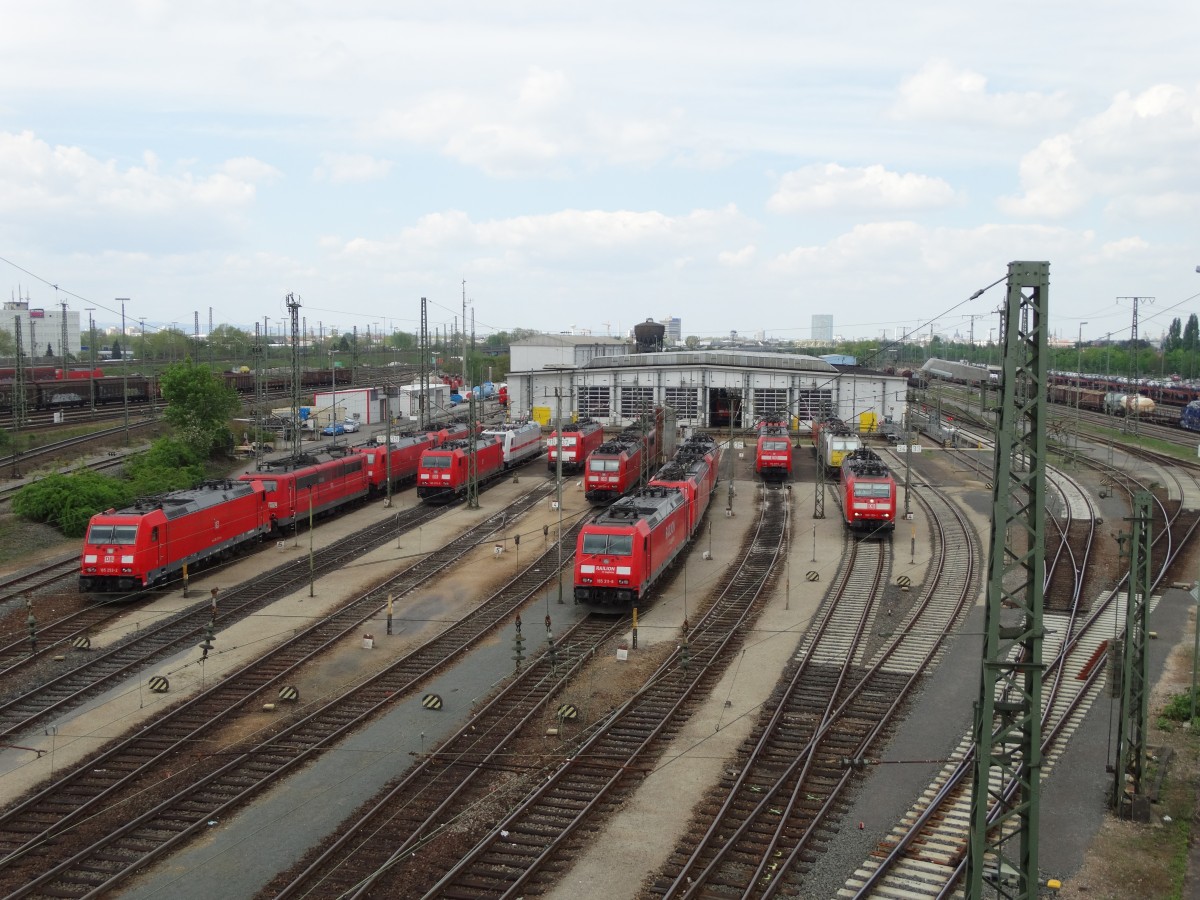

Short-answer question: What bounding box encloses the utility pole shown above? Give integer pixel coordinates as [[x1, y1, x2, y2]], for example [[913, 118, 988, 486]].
[[253, 321, 264, 471], [466, 392, 480, 509], [11, 316, 26, 478], [555, 378, 565, 604], [1113, 491, 1153, 816], [59, 300, 69, 375], [287, 294, 302, 458], [118, 299, 130, 445], [966, 261, 1049, 900], [419, 297, 429, 431], [84, 308, 96, 417], [1118, 297, 1154, 435]]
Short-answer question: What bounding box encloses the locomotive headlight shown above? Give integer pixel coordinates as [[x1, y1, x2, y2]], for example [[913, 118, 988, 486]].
[[618, 579, 629, 585], [582, 577, 593, 584], [121, 567, 132, 573]]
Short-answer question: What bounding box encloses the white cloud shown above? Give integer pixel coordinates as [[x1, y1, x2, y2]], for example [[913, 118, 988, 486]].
[[768, 163, 957, 214], [1000, 83, 1200, 219], [370, 66, 682, 176], [0, 130, 279, 249], [324, 204, 750, 270], [772, 221, 1088, 280], [314, 153, 393, 184], [892, 60, 1071, 126], [719, 245, 756, 266]]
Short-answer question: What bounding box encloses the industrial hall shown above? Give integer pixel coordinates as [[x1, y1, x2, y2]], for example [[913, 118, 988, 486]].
[[505, 331, 909, 433]]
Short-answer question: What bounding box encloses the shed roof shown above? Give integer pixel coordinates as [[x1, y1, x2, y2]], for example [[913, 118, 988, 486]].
[[585, 349, 837, 374]]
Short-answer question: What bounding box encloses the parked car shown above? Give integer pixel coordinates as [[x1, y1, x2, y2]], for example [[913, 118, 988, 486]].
[[322, 420, 360, 436]]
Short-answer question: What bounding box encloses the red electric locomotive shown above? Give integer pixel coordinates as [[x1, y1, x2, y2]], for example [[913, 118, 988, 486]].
[[573, 435, 719, 613], [416, 436, 505, 503], [840, 447, 896, 534], [351, 431, 439, 494], [79, 480, 270, 592], [239, 451, 369, 530], [648, 433, 720, 534], [583, 421, 660, 504], [546, 418, 604, 474], [755, 415, 792, 482]]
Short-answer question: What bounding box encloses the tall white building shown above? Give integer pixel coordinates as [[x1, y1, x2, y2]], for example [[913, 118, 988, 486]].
[[2, 300, 82, 359], [659, 316, 682, 344], [811, 314, 834, 342]]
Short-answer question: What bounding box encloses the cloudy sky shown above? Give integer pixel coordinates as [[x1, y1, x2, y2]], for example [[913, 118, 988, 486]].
[[2, 2, 1198, 345]]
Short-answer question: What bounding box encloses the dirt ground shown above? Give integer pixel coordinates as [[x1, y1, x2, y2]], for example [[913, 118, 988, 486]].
[[0, 513, 77, 574]]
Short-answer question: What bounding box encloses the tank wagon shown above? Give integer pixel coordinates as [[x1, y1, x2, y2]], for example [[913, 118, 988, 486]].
[[1103, 392, 1156, 417]]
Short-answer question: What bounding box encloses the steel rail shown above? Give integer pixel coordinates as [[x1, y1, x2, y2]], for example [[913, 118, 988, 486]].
[[419, 485, 790, 899]]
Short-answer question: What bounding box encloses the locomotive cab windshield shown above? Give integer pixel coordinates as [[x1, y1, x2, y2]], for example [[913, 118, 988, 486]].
[[581, 533, 634, 555], [86, 524, 138, 545], [852, 482, 892, 498]]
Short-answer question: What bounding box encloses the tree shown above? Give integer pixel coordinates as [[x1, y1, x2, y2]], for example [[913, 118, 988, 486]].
[[111, 339, 122, 360], [0, 330, 13, 356], [685, 335, 699, 349], [389, 331, 417, 351], [158, 360, 241, 456], [1166, 317, 1183, 353]]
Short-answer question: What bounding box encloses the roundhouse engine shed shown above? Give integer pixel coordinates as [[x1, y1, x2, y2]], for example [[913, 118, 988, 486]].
[[506, 340, 907, 437]]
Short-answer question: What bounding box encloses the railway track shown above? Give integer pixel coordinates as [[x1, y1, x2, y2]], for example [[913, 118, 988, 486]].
[[0, 485, 562, 895], [648, 475, 976, 898], [837, 434, 1200, 898], [271, 613, 627, 898], [0, 473, 560, 744], [415, 482, 792, 899]]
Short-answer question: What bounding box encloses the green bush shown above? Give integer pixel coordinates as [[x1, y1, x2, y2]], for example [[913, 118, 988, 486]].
[[1160, 690, 1199, 724], [124, 438, 207, 494], [12, 471, 133, 538]]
